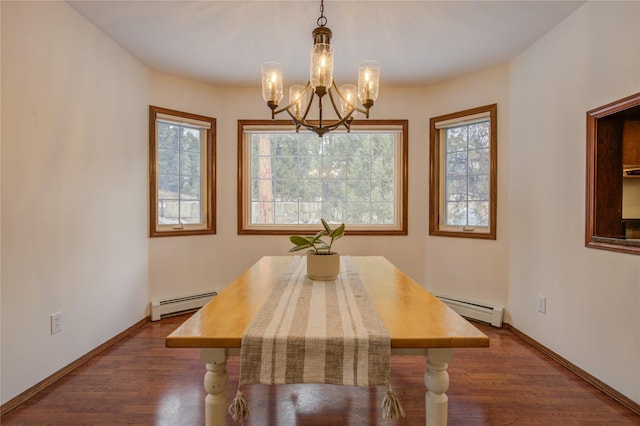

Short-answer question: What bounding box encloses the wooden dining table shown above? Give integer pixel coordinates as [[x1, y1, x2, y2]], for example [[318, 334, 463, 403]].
[[166, 256, 489, 425]]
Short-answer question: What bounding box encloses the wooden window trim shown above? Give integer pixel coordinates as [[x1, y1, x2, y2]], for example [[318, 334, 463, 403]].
[[429, 104, 497, 240], [149, 105, 216, 237], [237, 119, 408, 236]]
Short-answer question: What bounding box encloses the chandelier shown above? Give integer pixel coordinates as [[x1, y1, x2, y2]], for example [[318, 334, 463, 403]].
[[261, 0, 380, 137]]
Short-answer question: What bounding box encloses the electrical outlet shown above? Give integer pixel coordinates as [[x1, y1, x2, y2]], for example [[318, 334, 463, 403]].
[[51, 312, 63, 334], [537, 295, 546, 314]]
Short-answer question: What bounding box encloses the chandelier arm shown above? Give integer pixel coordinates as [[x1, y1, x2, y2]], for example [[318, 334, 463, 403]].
[[317, 113, 357, 134], [318, 89, 324, 130], [300, 85, 315, 121], [287, 109, 356, 137], [283, 109, 305, 132], [269, 82, 358, 136]]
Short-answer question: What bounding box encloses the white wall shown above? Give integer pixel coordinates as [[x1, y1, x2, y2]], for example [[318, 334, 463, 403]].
[[508, 1, 640, 404], [147, 65, 511, 309], [1, 1, 149, 404]]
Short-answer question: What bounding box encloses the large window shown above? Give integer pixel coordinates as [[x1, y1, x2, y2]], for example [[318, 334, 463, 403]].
[[429, 104, 497, 239], [149, 106, 216, 237], [238, 120, 408, 235]]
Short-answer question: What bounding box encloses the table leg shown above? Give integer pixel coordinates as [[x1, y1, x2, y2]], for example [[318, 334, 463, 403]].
[[200, 348, 228, 426], [424, 348, 454, 426]]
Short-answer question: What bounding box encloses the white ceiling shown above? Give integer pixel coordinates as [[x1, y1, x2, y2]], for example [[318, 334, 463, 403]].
[[68, 0, 584, 88]]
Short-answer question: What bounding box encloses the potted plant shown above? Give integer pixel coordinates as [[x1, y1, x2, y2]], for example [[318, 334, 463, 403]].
[[288, 218, 346, 280]]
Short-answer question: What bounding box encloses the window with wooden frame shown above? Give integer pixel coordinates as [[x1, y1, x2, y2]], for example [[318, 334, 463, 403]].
[[429, 104, 497, 239], [238, 120, 408, 235], [149, 105, 216, 237]]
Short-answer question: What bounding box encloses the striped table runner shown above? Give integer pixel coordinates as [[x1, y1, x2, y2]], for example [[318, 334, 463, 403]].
[[229, 256, 404, 422]]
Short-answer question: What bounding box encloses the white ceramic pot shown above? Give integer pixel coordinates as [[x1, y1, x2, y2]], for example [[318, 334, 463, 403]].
[[306, 252, 340, 281]]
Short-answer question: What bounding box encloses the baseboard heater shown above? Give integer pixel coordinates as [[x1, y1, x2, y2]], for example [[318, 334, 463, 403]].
[[150, 291, 217, 321], [432, 293, 504, 327]]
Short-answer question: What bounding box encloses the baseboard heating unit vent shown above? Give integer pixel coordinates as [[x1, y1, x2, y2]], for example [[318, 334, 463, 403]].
[[150, 291, 217, 321], [432, 293, 504, 327]]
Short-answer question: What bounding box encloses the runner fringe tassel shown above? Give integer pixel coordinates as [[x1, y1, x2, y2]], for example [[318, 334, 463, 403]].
[[382, 386, 406, 420], [231, 385, 403, 422], [229, 389, 249, 423]]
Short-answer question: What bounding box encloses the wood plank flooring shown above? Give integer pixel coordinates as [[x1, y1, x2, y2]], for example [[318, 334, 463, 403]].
[[2, 314, 639, 425]]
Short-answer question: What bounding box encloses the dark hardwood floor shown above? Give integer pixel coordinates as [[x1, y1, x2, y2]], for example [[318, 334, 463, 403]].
[[2, 314, 639, 425]]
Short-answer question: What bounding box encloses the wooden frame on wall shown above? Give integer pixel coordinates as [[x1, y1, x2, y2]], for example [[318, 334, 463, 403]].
[[585, 92, 640, 255]]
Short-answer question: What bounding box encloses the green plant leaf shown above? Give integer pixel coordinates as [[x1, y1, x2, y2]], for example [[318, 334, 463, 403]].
[[321, 218, 332, 234], [329, 223, 345, 239], [289, 235, 310, 246], [288, 245, 310, 252]]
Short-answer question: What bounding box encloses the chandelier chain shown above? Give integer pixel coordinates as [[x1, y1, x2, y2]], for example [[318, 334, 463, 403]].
[[317, 0, 327, 27]]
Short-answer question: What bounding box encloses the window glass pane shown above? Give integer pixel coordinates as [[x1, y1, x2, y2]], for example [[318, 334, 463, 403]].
[[446, 201, 467, 225], [158, 199, 180, 225], [180, 200, 201, 224], [347, 157, 370, 178], [180, 127, 201, 152], [252, 201, 274, 224], [446, 151, 467, 176], [273, 179, 298, 200], [446, 176, 467, 202], [322, 134, 348, 155], [468, 175, 489, 200], [347, 180, 370, 201], [322, 201, 345, 223], [180, 151, 201, 177], [347, 135, 371, 156], [468, 148, 489, 175], [322, 157, 347, 178], [371, 155, 394, 177], [246, 129, 401, 227], [371, 136, 394, 157], [272, 156, 298, 179], [157, 123, 179, 150], [346, 202, 371, 224], [158, 148, 179, 175], [443, 119, 490, 228], [299, 179, 322, 201], [275, 201, 298, 224], [468, 122, 489, 149], [446, 126, 467, 152], [371, 202, 395, 224], [468, 201, 489, 226], [371, 179, 394, 202], [299, 156, 322, 178], [323, 179, 346, 201], [157, 122, 203, 224]]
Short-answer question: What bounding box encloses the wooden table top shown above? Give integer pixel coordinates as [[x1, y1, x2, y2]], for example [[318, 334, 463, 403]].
[[166, 256, 489, 349]]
